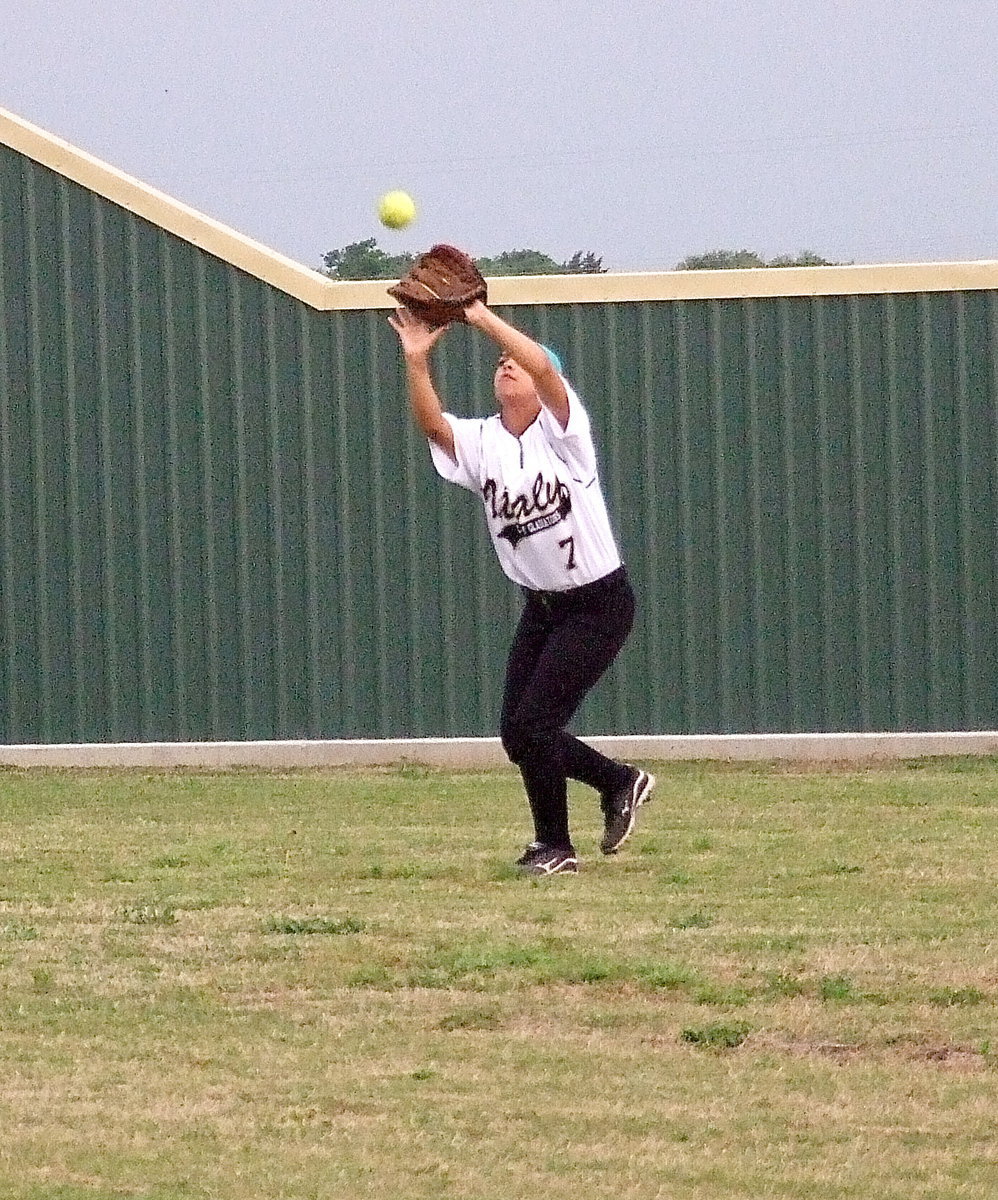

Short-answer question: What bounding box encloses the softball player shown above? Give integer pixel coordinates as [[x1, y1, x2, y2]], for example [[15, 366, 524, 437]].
[[390, 299, 654, 875]]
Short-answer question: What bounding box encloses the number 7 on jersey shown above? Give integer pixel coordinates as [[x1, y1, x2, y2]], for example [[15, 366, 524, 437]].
[[558, 536, 576, 570]]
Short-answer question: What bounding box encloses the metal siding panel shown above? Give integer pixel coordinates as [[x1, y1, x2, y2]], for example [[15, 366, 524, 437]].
[[920, 293, 961, 726], [756, 298, 798, 730], [919, 293, 943, 725], [743, 298, 779, 730], [717, 299, 757, 733], [821, 296, 863, 730], [710, 300, 735, 730], [301, 305, 343, 737], [743, 299, 766, 727], [0, 161, 9, 741], [778, 296, 805, 729], [230, 275, 256, 734], [883, 293, 918, 726], [0, 147, 30, 741], [792, 297, 833, 728], [173, 238, 214, 737], [637, 304, 667, 730], [676, 301, 716, 730], [202, 254, 245, 738], [988, 292, 998, 719], [261, 288, 314, 737], [161, 232, 190, 736], [364, 312, 390, 734], [23, 158, 55, 739], [34, 158, 92, 742], [92, 194, 133, 739], [631, 301, 673, 732], [239, 275, 280, 738], [333, 311, 376, 734], [329, 313, 357, 732], [953, 292, 973, 725], [192, 252, 221, 734], [298, 307, 322, 734], [126, 216, 154, 736], [63, 181, 106, 737], [963, 291, 998, 723], [850, 296, 888, 729], [57, 176, 84, 735], [131, 218, 173, 738]]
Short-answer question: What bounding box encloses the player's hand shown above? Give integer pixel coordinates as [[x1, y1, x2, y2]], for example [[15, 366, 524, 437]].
[[388, 307, 450, 360], [462, 299, 489, 327]]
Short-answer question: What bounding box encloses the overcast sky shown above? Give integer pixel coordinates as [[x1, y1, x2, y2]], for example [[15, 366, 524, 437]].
[[3, 0, 995, 273]]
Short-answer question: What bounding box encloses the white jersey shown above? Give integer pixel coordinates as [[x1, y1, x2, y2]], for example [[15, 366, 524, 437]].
[[428, 381, 623, 591]]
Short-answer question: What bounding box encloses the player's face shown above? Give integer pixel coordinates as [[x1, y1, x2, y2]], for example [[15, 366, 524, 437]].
[[494, 354, 535, 404]]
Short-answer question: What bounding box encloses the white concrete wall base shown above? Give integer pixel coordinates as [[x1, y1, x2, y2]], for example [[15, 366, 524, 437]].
[[2, 732, 997, 769]]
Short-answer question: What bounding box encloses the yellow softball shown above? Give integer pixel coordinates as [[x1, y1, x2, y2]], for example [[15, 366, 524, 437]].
[[378, 190, 416, 230]]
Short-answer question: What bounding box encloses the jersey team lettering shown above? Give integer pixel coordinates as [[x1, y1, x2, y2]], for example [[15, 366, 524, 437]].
[[483, 472, 569, 521], [497, 494, 571, 547], [483, 473, 571, 548]]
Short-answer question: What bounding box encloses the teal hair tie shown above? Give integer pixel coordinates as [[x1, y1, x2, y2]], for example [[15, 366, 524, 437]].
[[540, 344, 564, 374]]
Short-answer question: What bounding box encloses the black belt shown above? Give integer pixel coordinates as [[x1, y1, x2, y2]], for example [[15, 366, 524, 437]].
[[523, 565, 628, 609]]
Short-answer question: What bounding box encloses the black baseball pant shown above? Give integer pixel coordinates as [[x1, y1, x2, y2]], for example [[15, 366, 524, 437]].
[[499, 565, 635, 849]]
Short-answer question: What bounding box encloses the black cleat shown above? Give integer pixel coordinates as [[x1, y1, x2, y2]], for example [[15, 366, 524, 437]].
[[600, 768, 655, 855], [515, 842, 579, 875]]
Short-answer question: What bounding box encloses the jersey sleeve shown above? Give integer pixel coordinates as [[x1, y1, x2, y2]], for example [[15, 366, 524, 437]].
[[427, 413, 484, 493], [537, 380, 599, 479]]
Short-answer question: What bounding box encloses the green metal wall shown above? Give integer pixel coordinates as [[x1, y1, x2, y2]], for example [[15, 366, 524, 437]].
[[2, 144, 997, 742]]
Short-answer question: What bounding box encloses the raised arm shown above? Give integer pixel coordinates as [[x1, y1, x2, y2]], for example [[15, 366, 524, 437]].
[[388, 307, 456, 462], [464, 300, 570, 428]]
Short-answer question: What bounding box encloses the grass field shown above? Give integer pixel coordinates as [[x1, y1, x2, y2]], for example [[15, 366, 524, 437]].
[[1, 758, 996, 1199]]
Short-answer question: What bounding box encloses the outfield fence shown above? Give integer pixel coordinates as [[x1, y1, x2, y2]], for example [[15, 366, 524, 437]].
[[2, 107, 998, 745]]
